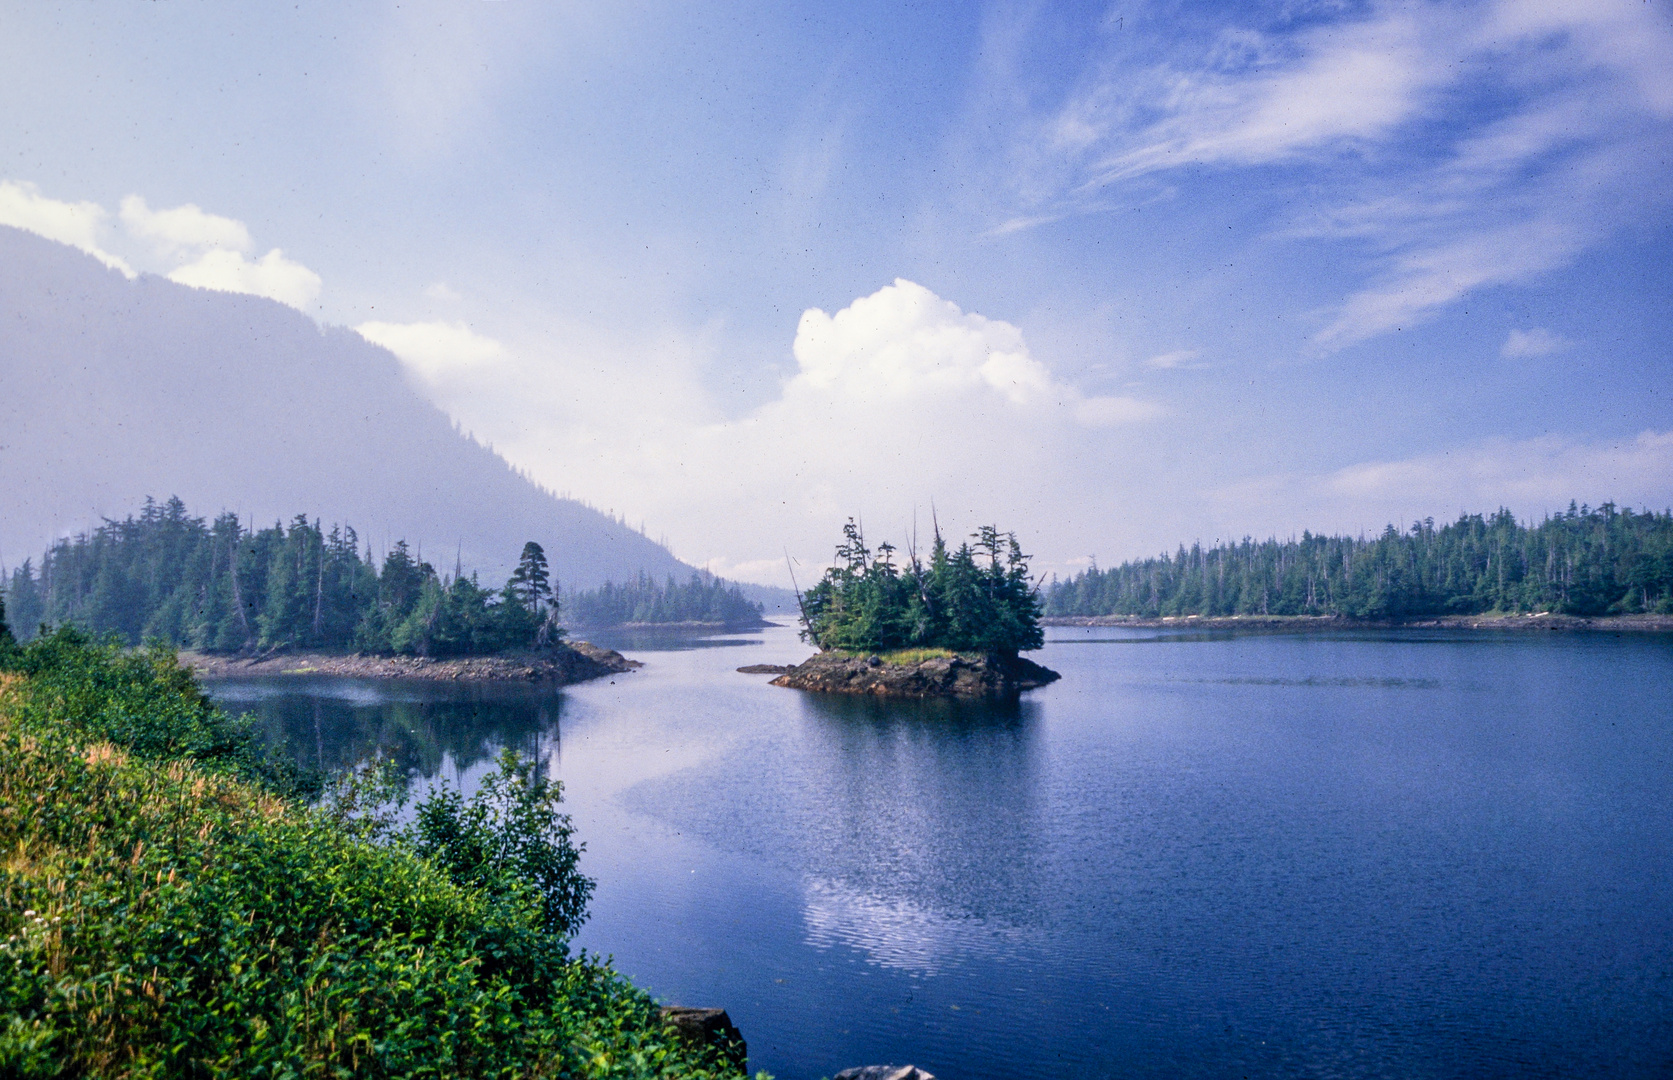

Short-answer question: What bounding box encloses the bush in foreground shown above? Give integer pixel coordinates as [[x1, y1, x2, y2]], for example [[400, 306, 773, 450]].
[[0, 628, 751, 1078]]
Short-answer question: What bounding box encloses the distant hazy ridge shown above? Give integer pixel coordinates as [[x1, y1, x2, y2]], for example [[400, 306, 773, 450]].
[[0, 226, 691, 588]]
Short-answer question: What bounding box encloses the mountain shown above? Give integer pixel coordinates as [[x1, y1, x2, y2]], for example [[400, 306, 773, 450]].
[[0, 226, 692, 589]]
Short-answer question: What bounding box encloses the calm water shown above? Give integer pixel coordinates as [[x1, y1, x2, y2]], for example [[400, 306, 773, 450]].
[[207, 623, 1673, 1079]]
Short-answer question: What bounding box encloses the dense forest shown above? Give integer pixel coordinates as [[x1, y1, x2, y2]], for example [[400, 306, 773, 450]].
[[1044, 503, 1673, 619], [801, 520, 1044, 654], [2, 496, 564, 655], [563, 571, 765, 628]]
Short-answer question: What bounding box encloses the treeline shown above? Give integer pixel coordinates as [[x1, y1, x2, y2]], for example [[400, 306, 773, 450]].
[[802, 520, 1044, 654], [1045, 503, 1673, 619], [563, 571, 765, 628], [2, 496, 564, 655]]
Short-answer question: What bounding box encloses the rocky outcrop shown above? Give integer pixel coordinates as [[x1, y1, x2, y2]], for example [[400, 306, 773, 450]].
[[770, 651, 1058, 698], [180, 641, 640, 684], [833, 1067, 936, 1080], [736, 663, 794, 675], [658, 1007, 746, 1072]]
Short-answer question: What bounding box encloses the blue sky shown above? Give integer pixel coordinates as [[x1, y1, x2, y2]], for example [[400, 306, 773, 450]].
[[3, 0, 1670, 583]]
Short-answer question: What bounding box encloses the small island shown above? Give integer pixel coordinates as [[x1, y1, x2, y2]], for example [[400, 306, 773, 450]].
[[768, 519, 1059, 698]]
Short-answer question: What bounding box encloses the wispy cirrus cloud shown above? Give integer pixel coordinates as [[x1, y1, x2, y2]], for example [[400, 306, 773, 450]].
[[997, 0, 1673, 350]]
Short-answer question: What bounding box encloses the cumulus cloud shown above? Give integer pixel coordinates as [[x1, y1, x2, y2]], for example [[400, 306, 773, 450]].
[[168, 248, 322, 310], [355, 320, 507, 381], [1501, 327, 1572, 359], [478, 279, 1162, 582], [0, 179, 133, 275], [118, 195, 251, 258], [424, 282, 462, 302]]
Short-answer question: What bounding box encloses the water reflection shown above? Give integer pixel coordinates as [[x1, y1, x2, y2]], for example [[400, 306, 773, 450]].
[[209, 675, 563, 784], [618, 686, 1047, 975]]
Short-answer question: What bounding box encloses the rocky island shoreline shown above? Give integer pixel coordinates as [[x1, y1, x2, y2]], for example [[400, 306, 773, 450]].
[[755, 650, 1059, 698], [180, 640, 640, 683]]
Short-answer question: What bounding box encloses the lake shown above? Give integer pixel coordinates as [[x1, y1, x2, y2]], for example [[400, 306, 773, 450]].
[[205, 622, 1673, 1079]]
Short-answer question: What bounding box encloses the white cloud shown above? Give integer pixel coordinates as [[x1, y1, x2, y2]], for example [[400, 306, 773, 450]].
[[356, 320, 507, 381], [1210, 429, 1673, 537], [168, 248, 323, 310], [1007, 1, 1673, 350], [1082, 10, 1453, 186], [1144, 348, 1200, 370], [118, 195, 251, 258], [0, 179, 133, 275], [1501, 327, 1572, 359], [461, 279, 1162, 585], [424, 281, 462, 302]]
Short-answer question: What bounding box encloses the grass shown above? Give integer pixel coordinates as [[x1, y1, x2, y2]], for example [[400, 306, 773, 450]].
[[831, 647, 966, 665], [0, 629, 758, 1079]]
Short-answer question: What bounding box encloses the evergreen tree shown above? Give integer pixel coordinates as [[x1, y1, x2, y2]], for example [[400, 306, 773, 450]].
[[0, 495, 576, 658], [0, 592, 16, 660], [800, 518, 1044, 655], [509, 541, 552, 614], [1042, 504, 1673, 619], [564, 571, 764, 629]]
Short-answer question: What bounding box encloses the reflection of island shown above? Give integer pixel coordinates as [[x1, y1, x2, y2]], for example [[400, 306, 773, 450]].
[[206, 676, 564, 786], [621, 687, 1047, 947], [793, 692, 1050, 944]]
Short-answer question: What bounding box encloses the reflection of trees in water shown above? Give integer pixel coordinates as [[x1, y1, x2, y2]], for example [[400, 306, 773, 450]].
[[214, 679, 562, 786], [790, 692, 1047, 926]]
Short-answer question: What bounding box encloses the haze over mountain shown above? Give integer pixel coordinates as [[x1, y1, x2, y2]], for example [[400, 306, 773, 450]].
[[0, 226, 692, 590]]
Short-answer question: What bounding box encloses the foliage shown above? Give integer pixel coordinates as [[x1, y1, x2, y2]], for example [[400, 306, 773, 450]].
[[411, 750, 593, 941], [800, 519, 1044, 656], [1044, 503, 1673, 619], [565, 572, 764, 629], [0, 632, 754, 1078], [0, 593, 15, 661], [3, 495, 565, 656]]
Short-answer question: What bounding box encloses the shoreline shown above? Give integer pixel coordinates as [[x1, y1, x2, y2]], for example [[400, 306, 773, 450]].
[[767, 650, 1060, 698], [1041, 613, 1673, 632], [564, 618, 773, 632], [179, 640, 641, 683]]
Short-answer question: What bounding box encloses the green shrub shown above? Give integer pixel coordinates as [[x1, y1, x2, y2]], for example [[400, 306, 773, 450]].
[[0, 633, 755, 1078]]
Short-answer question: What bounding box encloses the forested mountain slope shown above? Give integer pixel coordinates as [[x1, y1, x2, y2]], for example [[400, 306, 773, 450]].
[[0, 226, 689, 589], [1044, 505, 1673, 619]]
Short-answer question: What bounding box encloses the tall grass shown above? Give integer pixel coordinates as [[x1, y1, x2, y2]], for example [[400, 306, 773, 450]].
[[0, 629, 754, 1078]]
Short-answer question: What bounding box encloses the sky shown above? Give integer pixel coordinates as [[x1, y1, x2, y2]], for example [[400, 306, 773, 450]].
[[2, 0, 1670, 585]]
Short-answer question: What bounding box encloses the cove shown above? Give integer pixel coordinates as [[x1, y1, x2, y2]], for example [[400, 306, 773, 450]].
[[206, 622, 1673, 1080]]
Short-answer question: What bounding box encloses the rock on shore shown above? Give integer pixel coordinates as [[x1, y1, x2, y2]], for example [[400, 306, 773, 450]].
[[179, 641, 640, 684], [657, 1007, 746, 1073], [769, 651, 1058, 698]]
